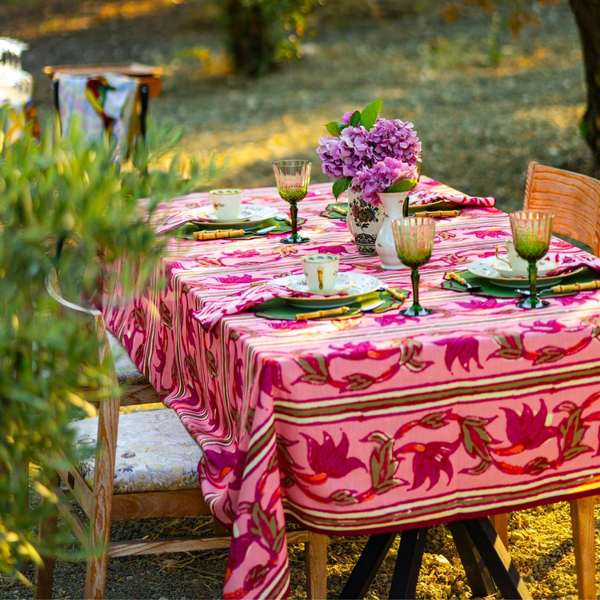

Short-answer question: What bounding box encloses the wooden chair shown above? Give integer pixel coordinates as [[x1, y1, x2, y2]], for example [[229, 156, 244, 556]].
[[524, 161, 600, 255], [35, 270, 328, 599], [490, 162, 600, 600]]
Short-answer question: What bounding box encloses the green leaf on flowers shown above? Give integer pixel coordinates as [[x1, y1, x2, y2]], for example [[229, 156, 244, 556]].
[[333, 176, 353, 199], [325, 121, 344, 137], [387, 178, 418, 193], [349, 110, 361, 127], [360, 98, 384, 131]]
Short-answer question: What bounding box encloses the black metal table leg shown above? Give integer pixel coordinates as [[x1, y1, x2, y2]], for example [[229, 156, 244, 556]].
[[389, 527, 428, 600], [462, 517, 533, 600], [338, 517, 532, 600], [448, 521, 496, 597], [339, 532, 398, 599]]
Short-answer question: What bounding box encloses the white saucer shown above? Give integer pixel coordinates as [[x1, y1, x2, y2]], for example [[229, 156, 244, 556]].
[[269, 273, 385, 309], [196, 206, 256, 223], [189, 205, 279, 230], [467, 256, 582, 289], [286, 274, 355, 297]]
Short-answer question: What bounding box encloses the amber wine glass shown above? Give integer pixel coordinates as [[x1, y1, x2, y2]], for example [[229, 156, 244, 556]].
[[273, 159, 311, 244], [392, 217, 436, 317], [510, 210, 554, 309]]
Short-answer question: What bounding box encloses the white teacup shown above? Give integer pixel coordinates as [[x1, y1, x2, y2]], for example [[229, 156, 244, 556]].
[[209, 189, 243, 219], [495, 239, 545, 276], [301, 254, 339, 293]]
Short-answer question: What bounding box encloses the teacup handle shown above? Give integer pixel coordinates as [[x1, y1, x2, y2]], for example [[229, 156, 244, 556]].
[[317, 268, 324, 290], [495, 245, 512, 269]]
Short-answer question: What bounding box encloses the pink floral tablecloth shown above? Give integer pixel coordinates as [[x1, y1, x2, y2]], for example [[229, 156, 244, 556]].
[[103, 179, 600, 599]]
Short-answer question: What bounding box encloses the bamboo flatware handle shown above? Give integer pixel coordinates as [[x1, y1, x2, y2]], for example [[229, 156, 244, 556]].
[[250, 280, 269, 287], [386, 288, 407, 302], [332, 206, 348, 216], [421, 210, 460, 218], [447, 271, 468, 286], [296, 306, 350, 321], [552, 280, 600, 293], [193, 229, 245, 240]]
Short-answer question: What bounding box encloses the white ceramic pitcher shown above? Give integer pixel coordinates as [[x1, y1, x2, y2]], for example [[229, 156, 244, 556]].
[[375, 191, 410, 269]]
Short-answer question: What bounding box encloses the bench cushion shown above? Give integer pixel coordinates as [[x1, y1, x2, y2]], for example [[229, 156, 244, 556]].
[[107, 330, 149, 385], [71, 409, 203, 494]]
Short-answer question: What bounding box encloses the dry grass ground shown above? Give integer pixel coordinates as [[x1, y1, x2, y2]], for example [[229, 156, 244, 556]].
[[2, 1, 600, 598]]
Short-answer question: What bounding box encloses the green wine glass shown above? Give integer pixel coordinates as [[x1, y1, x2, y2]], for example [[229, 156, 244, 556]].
[[510, 210, 554, 309], [392, 217, 436, 317], [273, 159, 311, 244]]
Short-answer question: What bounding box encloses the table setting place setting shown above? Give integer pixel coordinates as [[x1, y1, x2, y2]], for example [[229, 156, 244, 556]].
[[154, 98, 600, 332]]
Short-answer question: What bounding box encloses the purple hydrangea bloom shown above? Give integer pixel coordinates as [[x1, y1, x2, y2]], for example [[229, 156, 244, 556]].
[[341, 111, 354, 125], [368, 118, 422, 165], [316, 125, 373, 179], [354, 157, 418, 204]]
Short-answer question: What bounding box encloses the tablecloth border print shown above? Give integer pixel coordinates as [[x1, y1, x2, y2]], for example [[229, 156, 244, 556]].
[[104, 180, 600, 599]]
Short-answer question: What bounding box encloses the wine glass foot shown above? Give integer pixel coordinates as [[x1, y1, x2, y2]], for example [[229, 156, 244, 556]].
[[516, 296, 550, 310], [401, 305, 434, 317], [281, 234, 310, 244]]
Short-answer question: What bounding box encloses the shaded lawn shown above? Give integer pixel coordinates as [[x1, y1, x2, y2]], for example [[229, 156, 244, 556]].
[[1, 1, 599, 598]]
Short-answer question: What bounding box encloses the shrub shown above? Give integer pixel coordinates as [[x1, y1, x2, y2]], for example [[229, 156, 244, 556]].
[[0, 118, 219, 582]]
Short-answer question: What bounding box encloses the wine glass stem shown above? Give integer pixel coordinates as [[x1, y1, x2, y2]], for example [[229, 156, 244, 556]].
[[290, 201, 298, 237], [411, 267, 421, 311], [528, 260, 538, 299]]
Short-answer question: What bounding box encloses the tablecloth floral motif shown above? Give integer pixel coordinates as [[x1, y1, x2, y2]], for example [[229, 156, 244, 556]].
[[103, 179, 600, 599]]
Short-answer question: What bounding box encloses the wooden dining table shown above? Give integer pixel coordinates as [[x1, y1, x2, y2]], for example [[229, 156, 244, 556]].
[[102, 178, 600, 599]]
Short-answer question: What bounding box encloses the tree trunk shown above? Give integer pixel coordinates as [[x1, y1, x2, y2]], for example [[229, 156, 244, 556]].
[[569, 0, 600, 167], [225, 0, 275, 77]]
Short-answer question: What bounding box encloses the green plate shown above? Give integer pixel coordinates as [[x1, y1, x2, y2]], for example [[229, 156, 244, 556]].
[[442, 269, 595, 298], [252, 289, 409, 321], [179, 217, 306, 239], [321, 202, 348, 220]]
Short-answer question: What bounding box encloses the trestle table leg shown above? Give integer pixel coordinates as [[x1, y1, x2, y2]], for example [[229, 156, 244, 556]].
[[339, 532, 398, 599], [389, 527, 428, 599], [448, 521, 496, 598], [461, 517, 532, 600]]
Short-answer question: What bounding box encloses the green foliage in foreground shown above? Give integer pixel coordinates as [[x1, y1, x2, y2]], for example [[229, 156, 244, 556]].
[[0, 119, 220, 583]]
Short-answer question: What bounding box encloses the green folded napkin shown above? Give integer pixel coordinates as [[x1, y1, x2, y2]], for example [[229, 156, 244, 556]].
[[321, 202, 348, 220], [320, 200, 461, 221], [252, 288, 409, 321], [442, 269, 596, 298]]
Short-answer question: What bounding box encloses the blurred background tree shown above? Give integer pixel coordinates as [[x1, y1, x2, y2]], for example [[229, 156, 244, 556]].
[[0, 120, 219, 583], [441, 0, 600, 166], [222, 0, 318, 76]]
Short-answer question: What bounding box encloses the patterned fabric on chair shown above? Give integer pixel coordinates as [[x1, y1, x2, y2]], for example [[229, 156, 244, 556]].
[[71, 409, 202, 494], [107, 330, 148, 385], [55, 73, 138, 161]]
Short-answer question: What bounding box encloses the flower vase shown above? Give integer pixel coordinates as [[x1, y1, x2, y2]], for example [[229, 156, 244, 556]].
[[347, 190, 383, 255], [375, 191, 410, 269]]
